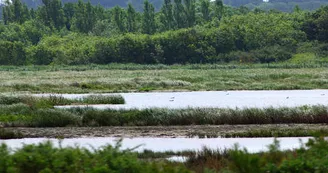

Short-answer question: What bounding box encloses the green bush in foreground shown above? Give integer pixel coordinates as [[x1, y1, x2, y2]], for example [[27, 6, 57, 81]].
[[0, 141, 190, 173], [1, 137, 328, 173], [184, 137, 328, 173]]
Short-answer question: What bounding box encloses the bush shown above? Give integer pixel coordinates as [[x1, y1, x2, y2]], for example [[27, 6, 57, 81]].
[[0, 141, 190, 173]]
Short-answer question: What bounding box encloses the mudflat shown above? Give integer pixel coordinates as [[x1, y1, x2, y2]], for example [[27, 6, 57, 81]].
[[4, 124, 328, 138]]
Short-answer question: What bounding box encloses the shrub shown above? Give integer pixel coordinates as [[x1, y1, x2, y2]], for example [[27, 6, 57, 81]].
[[0, 141, 190, 173]]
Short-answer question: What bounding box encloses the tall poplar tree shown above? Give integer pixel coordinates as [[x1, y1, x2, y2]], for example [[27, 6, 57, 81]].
[[160, 0, 173, 30], [214, 0, 224, 20], [85, 1, 96, 32], [73, 0, 86, 32], [184, 0, 196, 27], [200, 0, 210, 22], [13, 0, 23, 23], [63, 2, 75, 29], [2, 0, 13, 25], [38, 0, 65, 29], [113, 6, 126, 33], [2, 0, 29, 24], [73, 0, 96, 33], [142, 0, 155, 34], [173, 0, 185, 29], [127, 3, 136, 32]]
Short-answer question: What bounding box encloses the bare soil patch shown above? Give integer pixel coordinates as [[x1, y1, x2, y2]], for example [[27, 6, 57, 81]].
[[4, 124, 328, 138]]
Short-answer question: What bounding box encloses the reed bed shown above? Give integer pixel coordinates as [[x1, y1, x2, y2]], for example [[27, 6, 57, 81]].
[[81, 94, 125, 104], [0, 94, 125, 108], [1, 105, 328, 128], [80, 106, 328, 126]]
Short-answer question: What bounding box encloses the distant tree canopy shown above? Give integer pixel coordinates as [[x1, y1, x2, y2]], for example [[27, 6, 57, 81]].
[[6, 0, 328, 12], [0, 0, 328, 65]]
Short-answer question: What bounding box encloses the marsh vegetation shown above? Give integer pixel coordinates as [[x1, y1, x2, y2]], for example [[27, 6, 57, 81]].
[[0, 94, 124, 107], [1, 104, 328, 128], [1, 65, 328, 93], [1, 0, 328, 171]]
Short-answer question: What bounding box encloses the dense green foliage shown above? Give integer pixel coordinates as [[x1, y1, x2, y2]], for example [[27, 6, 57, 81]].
[[186, 137, 328, 172], [0, 141, 190, 173], [0, 0, 328, 65], [5, 0, 328, 12], [1, 136, 328, 172], [227, 0, 328, 12]]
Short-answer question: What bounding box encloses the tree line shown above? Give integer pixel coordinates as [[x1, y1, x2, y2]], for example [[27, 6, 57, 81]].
[[0, 0, 327, 65], [1, 0, 225, 33], [3, 0, 328, 12]]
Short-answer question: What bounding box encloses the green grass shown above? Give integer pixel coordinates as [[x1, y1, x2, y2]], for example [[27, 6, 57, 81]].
[[0, 104, 81, 127], [1, 64, 328, 93], [0, 94, 125, 108], [80, 106, 328, 126], [30, 109, 81, 127], [2, 105, 328, 128]]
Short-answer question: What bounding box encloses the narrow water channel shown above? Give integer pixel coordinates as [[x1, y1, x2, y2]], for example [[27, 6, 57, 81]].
[[1, 137, 311, 153]]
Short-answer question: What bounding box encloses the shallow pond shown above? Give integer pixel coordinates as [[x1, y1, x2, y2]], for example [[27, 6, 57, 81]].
[[1, 137, 310, 153], [35, 90, 328, 109]]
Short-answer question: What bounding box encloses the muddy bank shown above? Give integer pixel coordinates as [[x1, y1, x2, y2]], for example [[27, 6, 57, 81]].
[[3, 124, 328, 138]]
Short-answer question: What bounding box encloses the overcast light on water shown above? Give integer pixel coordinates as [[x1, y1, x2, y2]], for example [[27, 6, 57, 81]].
[[1, 137, 310, 153], [46, 90, 328, 110]]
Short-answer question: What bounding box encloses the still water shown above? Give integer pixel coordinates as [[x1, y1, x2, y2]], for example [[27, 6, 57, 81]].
[[36, 90, 328, 109], [1, 137, 310, 153]]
